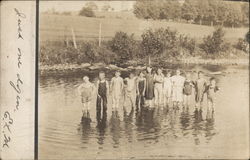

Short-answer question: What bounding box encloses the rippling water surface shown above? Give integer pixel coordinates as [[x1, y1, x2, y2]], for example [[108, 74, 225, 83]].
[[39, 65, 249, 159]]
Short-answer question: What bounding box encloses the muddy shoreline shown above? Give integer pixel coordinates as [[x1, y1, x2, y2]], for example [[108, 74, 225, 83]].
[[39, 58, 249, 77]]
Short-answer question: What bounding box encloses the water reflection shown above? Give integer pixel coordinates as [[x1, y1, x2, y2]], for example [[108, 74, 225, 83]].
[[123, 108, 134, 143], [96, 107, 107, 147], [180, 107, 191, 133], [78, 111, 92, 148], [77, 103, 217, 147], [110, 110, 121, 148], [204, 110, 216, 143], [41, 67, 247, 159]]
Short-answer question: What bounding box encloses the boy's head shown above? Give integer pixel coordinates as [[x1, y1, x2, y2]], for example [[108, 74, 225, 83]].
[[139, 71, 144, 77], [115, 70, 121, 77], [176, 69, 181, 75], [129, 72, 135, 78], [157, 68, 162, 74], [166, 71, 171, 77], [210, 77, 216, 86], [99, 71, 105, 80], [198, 71, 203, 78], [146, 66, 152, 73], [83, 76, 89, 82]]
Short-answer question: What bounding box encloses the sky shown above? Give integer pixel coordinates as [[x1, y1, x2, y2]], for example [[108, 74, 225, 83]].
[[40, 1, 135, 12]]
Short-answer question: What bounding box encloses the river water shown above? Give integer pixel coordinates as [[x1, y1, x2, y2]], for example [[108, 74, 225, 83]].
[[39, 65, 249, 159]]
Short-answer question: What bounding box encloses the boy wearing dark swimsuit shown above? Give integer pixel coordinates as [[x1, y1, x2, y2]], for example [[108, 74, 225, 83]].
[[96, 71, 109, 116]]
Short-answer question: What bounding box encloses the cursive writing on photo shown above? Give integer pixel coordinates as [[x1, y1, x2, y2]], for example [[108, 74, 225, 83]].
[[14, 8, 26, 40], [1, 8, 26, 149]]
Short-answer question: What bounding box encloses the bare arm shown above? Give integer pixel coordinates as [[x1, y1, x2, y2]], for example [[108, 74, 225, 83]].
[[91, 83, 95, 96], [77, 84, 83, 96], [120, 78, 124, 92], [143, 78, 146, 95], [106, 80, 109, 95], [96, 80, 100, 97], [136, 79, 139, 95], [110, 78, 114, 93]]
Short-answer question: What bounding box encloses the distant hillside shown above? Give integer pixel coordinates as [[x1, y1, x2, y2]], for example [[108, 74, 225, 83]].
[[40, 14, 248, 43]]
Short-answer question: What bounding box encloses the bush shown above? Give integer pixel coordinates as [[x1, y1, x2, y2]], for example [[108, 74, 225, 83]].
[[77, 42, 117, 64], [109, 32, 138, 61], [235, 38, 249, 53], [179, 34, 196, 55], [245, 31, 250, 43], [79, 7, 95, 17], [61, 11, 71, 16], [200, 27, 229, 54], [141, 27, 195, 58]]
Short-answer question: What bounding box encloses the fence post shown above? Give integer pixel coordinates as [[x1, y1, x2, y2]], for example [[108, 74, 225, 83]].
[[71, 27, 77, 49], [99, 21, 102, 47], [64, 27, 69, 47]]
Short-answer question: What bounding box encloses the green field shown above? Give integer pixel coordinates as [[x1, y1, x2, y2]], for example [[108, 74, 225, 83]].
[[40, 14, 249, 43]]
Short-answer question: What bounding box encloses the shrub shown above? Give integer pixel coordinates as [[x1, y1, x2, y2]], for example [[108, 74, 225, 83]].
[[235, 38, 249, 53], [245, 31, 250, 43], [79, 7, 95, 17], [77, 42, 117, 64], [200, 27, 229, 54], [109, 32, 138, 61], [97, 46, 117, 64], [141, 28, 182, 58], [179, 34, 196, 55], [82, 42, 99, 63], [61, 11, 71, 16]]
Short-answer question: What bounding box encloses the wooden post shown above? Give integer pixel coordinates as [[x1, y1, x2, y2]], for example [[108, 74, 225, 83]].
[[71, 27, 77, 49], [99, 21, 102, 47], [148, 55, 151, 65], [64, 27, 69, 47]]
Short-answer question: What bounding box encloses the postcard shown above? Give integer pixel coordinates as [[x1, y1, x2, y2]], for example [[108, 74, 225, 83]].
[[1, 0, 249, 159]]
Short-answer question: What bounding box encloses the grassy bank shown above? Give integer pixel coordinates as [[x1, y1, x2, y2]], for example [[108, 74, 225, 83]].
[[40, 14, 248, 43]]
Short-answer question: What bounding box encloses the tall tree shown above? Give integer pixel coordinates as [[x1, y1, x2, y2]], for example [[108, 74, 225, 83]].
[[194, 0, 209, 25], [102, 4, 112, 11], [85, 2, 98, 11], [181, 0, 197, 22], [241, 3, 249, 25]]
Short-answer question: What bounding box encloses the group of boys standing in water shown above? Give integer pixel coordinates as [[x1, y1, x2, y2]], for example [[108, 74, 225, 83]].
[[78, 66, 219, 116]]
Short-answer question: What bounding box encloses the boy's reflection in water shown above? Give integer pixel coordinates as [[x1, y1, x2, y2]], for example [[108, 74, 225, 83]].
[[110, 110, 121, 148], [204, 109, 216, 142], [135, 105, 162, 143], [169, 107, 181, 139], [124, 107, 134, 143], [79, 111, 92, 145], [180, 107, 191, 133], [192, 108, 216, 145], [192, 108, 204, 145], [96, 102, 107, 147]]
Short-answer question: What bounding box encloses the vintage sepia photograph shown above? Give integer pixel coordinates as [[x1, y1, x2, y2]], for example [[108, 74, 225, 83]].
[[38, 0, 249, 159]]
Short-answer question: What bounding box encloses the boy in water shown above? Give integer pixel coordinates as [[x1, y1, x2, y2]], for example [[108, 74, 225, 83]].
[[136, 71, 146, 108], [110, 70, 124, 109], [78, 76, 95, 114], [124, 72, 137, 111], [194, 71, 207, 109], [171, 69, 185, 108], [145, 66, 154, 107], [163, 71, 172, 106], [204, 77, 219, 112], [154, 68, 164, 107], [96, 71, 109, 114], [183, 72, 194, 108]]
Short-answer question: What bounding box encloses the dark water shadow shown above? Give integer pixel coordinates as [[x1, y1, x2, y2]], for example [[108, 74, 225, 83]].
[[109, 110, 121, 148]]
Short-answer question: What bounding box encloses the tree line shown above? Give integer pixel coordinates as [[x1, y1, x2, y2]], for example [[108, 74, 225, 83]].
[[40, 28, 249, 66], [133, 0, 249, 28]]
